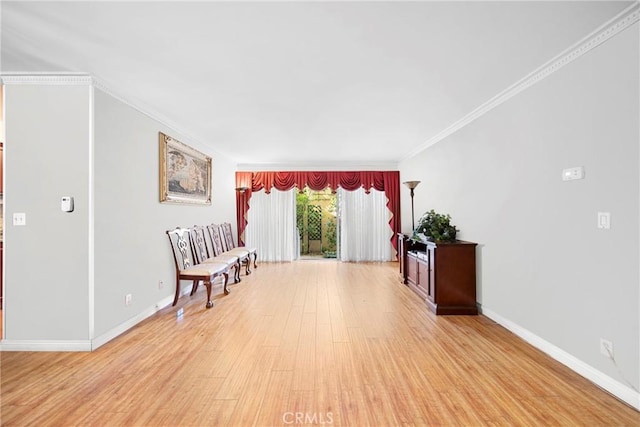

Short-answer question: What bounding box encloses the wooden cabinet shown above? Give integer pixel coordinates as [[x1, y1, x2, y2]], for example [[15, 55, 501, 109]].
[[401, 234, 478, 315], [397, 233, 410, 283]]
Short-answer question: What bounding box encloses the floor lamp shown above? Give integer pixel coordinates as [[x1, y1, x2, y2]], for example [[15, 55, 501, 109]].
[[403, 181, 421, 231]]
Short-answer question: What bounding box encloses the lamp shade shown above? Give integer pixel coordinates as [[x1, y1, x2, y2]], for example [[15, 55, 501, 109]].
[[403, 180, 421, 190]]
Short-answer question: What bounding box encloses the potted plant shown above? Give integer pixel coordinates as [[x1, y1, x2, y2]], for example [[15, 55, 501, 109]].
[[412, 209, 458, 243]]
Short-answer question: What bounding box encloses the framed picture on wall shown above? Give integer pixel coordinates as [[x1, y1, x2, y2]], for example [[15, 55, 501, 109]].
[[159, 132, 212, 205]]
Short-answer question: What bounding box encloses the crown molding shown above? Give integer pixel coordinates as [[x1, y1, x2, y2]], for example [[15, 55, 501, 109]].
[[0, 68, 399, 168], [236, 162, 399, 171], [91, 79, 233, 160], [402, 2, 640, 161], [0, 73, 93, 85], [3, 3, 637, 166], [0, 71, 234, 161]]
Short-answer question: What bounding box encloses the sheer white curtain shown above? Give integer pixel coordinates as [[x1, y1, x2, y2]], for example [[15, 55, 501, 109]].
[[245, 188, 297, 262], [338, 187, 393, 262]]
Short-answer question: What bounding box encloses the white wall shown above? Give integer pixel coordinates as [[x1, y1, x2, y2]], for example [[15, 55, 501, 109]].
[[92, 89, 237, 338], [1, 82, 238, 348], [4, 84, 91, 341], [400, 23, 639, 400]]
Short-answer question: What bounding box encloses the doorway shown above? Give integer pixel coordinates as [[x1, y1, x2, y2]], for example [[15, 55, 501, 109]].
[[296, 187, 338, 259], [1, 84, 4, 338]]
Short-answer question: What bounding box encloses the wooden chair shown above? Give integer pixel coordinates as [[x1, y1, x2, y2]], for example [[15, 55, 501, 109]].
[[190, 225, 241, 283], [207, 224, 250, 275], [166, 227, 230, 309], [221, 222, 258, 270]]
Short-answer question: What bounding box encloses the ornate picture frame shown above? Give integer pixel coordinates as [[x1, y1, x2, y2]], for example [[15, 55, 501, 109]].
[[159, 132, 212, 205]]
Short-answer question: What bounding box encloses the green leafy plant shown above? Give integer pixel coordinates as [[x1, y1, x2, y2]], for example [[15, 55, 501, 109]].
[[323, 218, 337, 257], [296, 189, 310, 253], [412, 209, 458, 242]]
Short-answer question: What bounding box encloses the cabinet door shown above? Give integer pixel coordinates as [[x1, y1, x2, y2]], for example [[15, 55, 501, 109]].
[[427, 247, 435, 302], [417, 258, 428, 295], [406, 254, 418, 286]]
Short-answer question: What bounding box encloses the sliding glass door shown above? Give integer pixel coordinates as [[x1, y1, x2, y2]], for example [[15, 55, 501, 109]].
[[245, 186, 393, 263]]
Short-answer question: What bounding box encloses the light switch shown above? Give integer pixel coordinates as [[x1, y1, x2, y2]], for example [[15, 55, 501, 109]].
[[61, 196, 74, 212], [13, 212, 26, 226], [562, 167, 585, 181], [597, 212, 610, 229]]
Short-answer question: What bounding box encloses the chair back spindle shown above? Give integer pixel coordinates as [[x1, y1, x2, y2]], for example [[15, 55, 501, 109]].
[[167, 227, 195, 270], [221, 223, 236, 250], [190, 226, 211, 264], [207, 224, 226, 256]]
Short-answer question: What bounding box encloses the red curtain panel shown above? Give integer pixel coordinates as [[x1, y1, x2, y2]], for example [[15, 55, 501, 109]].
[[235, 171, 401, 253]]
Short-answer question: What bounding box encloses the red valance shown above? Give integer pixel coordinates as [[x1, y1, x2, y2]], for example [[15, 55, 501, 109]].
[[235, 171, 401, 255]]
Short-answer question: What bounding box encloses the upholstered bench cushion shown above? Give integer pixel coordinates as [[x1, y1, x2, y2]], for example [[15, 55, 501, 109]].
[[180, 262, 227, 276], [226, 248, 250, 257], [204, 254, 239, 264]]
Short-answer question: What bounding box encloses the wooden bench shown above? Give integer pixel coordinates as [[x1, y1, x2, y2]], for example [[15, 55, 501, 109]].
[[207, 223, 251, 275], [219, 222, 258, 272], [191, 225, 241, 283], [166, 227, 231, 309]]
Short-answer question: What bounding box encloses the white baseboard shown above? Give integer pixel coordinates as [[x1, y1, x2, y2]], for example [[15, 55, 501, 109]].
[[481, 307, 640, 411], [0, 295, 176, 352], [0, 280, 227, 352], [0, 340, 92, 352], [90, 294, 175, 350], [91, 280, 228, 349]]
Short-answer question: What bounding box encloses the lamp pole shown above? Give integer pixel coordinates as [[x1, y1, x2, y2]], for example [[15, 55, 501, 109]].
[[402, 181, 421, 231]]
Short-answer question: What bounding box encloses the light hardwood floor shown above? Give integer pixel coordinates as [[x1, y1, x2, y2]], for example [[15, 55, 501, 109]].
[[1, 261, 639, 426]]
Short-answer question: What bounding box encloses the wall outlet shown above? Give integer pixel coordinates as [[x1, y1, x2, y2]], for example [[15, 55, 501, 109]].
[[13, 213, 26, 226], [600, 338, 613, 358], [158, 280, 164, 290], [125, 294, 132, 306], [597, 212, 611, 229]]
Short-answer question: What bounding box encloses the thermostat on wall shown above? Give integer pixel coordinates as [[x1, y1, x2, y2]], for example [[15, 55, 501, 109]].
[[61, 196, 74, 213]]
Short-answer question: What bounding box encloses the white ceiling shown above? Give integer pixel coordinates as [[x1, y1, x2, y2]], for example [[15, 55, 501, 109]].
[[0, 1, 632, 166]]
